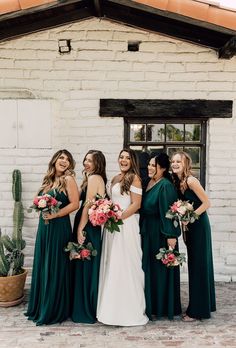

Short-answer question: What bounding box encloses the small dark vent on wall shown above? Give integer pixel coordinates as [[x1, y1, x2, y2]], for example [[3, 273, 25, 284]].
[[128, 41, 140, 52]]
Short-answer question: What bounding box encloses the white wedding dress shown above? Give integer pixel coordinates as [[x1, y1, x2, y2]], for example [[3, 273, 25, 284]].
[[97, 183, 148, 326]]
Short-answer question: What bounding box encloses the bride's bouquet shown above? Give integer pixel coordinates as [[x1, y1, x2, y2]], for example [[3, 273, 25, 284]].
[[87, 194, 123, 233]]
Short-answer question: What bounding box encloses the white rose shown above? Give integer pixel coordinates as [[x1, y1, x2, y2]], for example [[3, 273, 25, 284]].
[[177, 206, 187, 215], [38, 199, 47, 208]]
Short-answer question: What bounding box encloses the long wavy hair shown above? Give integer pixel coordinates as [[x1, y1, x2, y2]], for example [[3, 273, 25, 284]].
[[40, 149, 76, 193], [171, 151, 193, 192], [119, 148, 140, 194], [152, 152, 172, 182], [80, 149, 107, 191]]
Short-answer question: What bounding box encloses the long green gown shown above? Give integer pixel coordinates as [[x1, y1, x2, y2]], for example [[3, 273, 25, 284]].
[[181, 188, 216, 319], [140, 178, 182, 320], [71, 189, 102, 323], [25, 190, 72, 325]]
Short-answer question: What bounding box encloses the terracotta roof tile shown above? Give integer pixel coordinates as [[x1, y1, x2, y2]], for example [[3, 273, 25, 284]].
[[0, 0, 20, 15], [167, 0, 209, 21], [133, 0, 236, 31], [19, 0, 55, 10]]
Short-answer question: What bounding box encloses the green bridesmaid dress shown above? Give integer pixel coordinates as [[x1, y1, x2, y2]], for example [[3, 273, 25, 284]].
[[25, 190, 72, 325], [71, 189, 102, 323], [141, 178, 182, 320], [181, 188, 216, 319]]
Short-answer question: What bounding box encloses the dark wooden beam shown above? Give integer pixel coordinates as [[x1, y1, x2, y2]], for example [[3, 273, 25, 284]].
[[100, 99, 233, 118], [0, 0, 93, 42], [218, 36, 236, 59], [102, 1, 232, 50]]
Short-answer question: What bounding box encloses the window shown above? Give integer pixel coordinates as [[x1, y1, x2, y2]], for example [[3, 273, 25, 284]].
[[100, 98, 233, 188], [125, 119, 206, 185]]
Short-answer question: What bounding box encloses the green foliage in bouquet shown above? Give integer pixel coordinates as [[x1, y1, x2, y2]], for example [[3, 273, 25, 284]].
[[65, 235, 97, 261], [0, 170, 26, 276]]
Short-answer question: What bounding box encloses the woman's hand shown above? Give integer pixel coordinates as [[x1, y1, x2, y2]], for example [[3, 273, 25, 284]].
[[77, 230, 85, 245], [167, 238, 177, 250], [42, 212, 57, 221]]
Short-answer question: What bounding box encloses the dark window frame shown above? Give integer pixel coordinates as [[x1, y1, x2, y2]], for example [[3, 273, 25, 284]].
[[124, 118, 207, 187], [100, 98, 233, 189]]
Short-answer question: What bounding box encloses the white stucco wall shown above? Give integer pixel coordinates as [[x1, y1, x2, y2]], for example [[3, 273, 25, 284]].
[[0, 18, 235, 281]]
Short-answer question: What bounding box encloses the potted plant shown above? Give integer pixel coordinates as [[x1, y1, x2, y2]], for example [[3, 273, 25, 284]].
[[0, 169, 27, 307]]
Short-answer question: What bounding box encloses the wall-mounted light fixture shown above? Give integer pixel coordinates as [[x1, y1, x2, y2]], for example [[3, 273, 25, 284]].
[[58, 39, 71, 54]]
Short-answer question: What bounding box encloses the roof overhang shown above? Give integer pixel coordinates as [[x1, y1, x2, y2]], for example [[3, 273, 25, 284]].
[[0, 0, 236, 59]]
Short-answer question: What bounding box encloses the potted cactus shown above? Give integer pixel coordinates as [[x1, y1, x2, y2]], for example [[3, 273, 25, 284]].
[[0, 169, 27, 307]]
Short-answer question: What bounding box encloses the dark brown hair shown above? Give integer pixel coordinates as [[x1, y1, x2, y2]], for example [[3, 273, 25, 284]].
[[119, 148, 140, 194]]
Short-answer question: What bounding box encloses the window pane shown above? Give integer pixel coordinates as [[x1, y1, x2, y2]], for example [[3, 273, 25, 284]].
[[185, 124, 201, 142], [184, 147, 200, 167], [146, 146, 164, 157], [167, 146, 183, 158], [147, 124, 165, 142], [130, 124, 146, 142], [129, 145, 143, 151], [166, 124, 184, 142]]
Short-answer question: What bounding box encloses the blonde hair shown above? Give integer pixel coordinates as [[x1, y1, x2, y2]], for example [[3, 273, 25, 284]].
[[171, 151, 193, 192], [40, 149, 75, 194]]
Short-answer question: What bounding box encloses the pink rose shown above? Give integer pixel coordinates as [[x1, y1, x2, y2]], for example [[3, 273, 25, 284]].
[[167, 253, 176, 262], [162, 258, 169, 265], [107, 210, 116, 218], [80, 249, 91, 259], [33, 197, 39, 205], [97, 213, 108, 225], [171, 203, 179, 213], [51, 198, 58, 206]]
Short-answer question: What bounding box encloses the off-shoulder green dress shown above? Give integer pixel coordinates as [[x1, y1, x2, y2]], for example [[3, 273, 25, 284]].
[[25, 190, 72, 325], [140, 178, 182, 320]]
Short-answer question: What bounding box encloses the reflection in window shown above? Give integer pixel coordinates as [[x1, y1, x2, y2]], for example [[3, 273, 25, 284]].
[[147, 124, 165, 142], [185, 124, 201, 142], [130, 124, 145, 142], [127, 120, 205, 184], [166, 124, 184, 142]]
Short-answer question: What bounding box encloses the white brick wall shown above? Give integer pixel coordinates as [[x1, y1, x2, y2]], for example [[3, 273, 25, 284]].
[[0, 18, 236, 280]]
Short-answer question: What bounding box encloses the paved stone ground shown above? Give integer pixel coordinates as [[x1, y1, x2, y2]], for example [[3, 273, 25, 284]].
[[0, 283, 235, 348]]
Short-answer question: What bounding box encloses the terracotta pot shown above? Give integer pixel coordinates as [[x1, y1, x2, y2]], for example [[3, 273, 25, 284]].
[[0, 269, 27, 307]]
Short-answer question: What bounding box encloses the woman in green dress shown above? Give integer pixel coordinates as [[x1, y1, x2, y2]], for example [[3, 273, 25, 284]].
[[141, 153, 182, 320], [171, 151, 216, 321], [25, 149, 79, 325], [71, 150, 107, 323]]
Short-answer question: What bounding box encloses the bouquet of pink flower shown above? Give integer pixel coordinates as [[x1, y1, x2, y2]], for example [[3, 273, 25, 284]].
[[166, 199, 199, 241], [166, 199, 199, 227], [87, 194, 123, 233], [28, 192, 62, 224], [156, 247, 186, 268], [65, 239, 97, 261]]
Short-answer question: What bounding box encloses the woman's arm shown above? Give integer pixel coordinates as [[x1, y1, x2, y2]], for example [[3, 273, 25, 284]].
[[77, 175, 105, 244], [43, 176, 80, 220], [120, 175, 142, 220], [187, 176, 210, 216]]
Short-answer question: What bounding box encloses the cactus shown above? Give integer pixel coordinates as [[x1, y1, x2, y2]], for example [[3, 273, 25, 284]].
[[0, 170, 25, 277]]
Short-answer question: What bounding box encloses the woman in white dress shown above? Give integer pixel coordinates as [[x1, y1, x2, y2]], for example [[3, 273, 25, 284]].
[[97, 149, 148, 326]]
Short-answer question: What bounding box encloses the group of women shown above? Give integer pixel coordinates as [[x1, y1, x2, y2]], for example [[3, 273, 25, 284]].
[[25, 148, 216, 326]]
